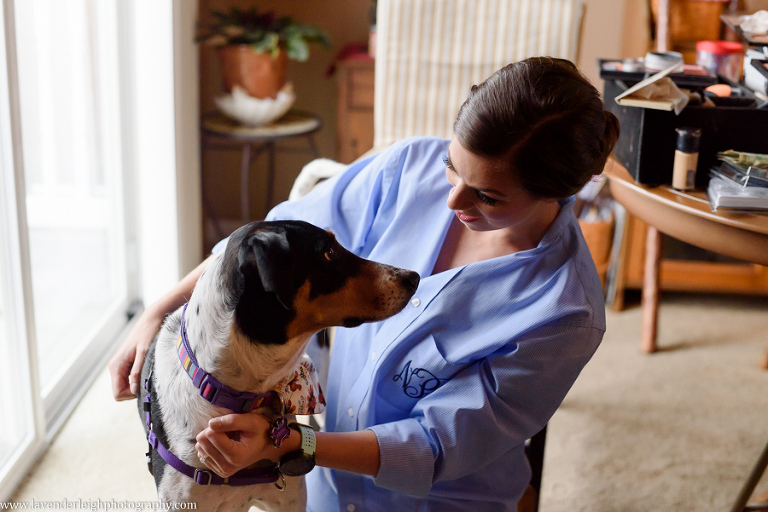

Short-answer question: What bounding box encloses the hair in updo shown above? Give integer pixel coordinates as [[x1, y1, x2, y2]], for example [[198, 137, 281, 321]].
[[453, 57, 620, 199]]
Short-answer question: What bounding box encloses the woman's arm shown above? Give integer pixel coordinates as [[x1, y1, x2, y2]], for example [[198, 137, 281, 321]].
[[194, 413, 381, 478], [108, 255, 213, 400], [315, 430, 380, 476]]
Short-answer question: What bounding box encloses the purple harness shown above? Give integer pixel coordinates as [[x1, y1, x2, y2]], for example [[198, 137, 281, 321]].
[[144, 303, 292, 486]]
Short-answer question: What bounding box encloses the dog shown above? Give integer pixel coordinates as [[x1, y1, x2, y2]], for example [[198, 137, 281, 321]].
[[138, 220, 419, 511]]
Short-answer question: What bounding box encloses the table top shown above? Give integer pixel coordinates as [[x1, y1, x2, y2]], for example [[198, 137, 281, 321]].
[[202, 110, 322, 141], [604, 158, 768, 266]]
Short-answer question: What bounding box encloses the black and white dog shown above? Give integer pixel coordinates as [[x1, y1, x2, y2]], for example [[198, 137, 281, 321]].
[[139, 220, 419, 511]]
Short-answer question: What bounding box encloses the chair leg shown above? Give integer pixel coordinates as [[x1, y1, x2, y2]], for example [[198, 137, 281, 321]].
[[526, 425, 547, 497], [519, 423, 547, 512]]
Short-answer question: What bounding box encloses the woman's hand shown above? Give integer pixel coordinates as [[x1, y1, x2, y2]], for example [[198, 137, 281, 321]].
[[108, 256, 212, 401], [108, 309, 164, 401], [195, 413, 298, 478]]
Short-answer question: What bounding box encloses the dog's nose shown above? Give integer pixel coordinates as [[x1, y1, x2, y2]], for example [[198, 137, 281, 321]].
[[400, 270, 420, 292]]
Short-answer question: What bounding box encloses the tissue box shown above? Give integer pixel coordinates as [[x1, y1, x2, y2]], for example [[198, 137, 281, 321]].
[[603, 79, 768, 185]]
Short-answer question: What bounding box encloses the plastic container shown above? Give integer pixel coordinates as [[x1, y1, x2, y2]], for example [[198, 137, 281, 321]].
[[672, 127, 702, 191], [696, 40, 744, 82]]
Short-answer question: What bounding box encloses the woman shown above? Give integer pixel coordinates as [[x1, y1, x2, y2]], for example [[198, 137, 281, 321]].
[[110, 57, 619, 510]]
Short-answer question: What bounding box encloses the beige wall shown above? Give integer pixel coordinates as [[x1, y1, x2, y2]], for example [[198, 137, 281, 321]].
[[198, 0, 648, 251], [578, 0, 650, 85], [621, 0, 652, 59]]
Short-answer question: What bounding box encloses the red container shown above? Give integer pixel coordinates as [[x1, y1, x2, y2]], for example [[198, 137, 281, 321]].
[[696, 40, 744, 82]]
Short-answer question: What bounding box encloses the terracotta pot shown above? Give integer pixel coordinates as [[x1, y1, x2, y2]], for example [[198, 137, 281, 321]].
[[218, 45, 288, 99]]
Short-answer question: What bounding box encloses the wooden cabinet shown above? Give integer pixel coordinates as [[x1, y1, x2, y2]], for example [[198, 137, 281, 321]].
[[651, 0, 731, 62], [336, 56, 375, 164]]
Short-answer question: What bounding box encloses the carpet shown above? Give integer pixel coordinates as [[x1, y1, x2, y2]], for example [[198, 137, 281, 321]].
[[11, 293, 768, 511]]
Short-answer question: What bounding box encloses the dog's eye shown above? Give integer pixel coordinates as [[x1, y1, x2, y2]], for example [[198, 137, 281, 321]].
[[324, 248, 335, 261]]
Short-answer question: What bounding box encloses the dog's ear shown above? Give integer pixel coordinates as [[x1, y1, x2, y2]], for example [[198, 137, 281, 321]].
[[239, 230, 293, 310]]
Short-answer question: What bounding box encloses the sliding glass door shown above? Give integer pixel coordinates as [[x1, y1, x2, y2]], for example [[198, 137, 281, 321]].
[[0, 0, 136, 498], [14, 0, 132, 421], [0, 62, 42, 497]]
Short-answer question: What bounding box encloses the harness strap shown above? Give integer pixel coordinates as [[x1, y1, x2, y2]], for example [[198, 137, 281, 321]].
[[144, 375, 281, 487], [147, 430, 280, 486], [141, 302, 309, 486]]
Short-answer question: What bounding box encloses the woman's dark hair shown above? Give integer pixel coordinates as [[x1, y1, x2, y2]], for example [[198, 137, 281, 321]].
[[453, 57, 620, 199]]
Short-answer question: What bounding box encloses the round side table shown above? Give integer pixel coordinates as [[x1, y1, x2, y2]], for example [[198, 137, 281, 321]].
[[201, 110, 322, 237]]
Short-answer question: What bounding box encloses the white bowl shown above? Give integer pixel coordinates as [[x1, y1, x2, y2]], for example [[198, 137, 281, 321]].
[[214, 83, 296, 126]]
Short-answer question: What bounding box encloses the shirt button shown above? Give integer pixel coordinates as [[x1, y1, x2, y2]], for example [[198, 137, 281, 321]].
[[348, 408, 354, 417], [371, 352, 377, 360], [347, 505, 356, 512], [411, 298, 421, 307]]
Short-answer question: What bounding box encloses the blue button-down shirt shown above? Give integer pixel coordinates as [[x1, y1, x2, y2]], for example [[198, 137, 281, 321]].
[[220, 137, 605, 511]]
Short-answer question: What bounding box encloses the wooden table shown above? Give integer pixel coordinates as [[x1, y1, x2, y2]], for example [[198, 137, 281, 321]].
[[605, 158, 768, 512], [605, 159, 768, 353]]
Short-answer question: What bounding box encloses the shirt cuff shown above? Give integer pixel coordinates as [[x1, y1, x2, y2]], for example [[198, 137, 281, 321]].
[[368, 419, 436, 498], [211, 237, 229, 255]]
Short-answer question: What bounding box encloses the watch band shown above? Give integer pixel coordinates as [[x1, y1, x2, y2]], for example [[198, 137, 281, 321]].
[[279, 422, 317, 477], [291, 422, 316, 456]]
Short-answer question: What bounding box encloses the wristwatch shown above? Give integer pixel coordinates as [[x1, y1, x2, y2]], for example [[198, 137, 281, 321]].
[[279, 422, 316, 476]]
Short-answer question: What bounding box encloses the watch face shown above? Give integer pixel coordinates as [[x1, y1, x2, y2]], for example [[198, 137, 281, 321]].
[[280, 451, 315, 477]]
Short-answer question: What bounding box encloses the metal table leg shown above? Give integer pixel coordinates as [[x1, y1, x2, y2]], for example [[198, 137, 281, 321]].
[[240, 142, 252, 223], [241, 142, 275, 223], [730, 439, 768, 512], [306, 133, 320, 158], [266, 141, 276, 214]]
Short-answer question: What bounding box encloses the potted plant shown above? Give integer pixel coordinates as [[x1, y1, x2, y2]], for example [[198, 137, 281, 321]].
[[196, 6, 331, 99]]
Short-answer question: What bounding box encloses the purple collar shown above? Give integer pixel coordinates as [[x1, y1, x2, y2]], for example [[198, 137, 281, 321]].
[[177, 303, 292, 446], [177, 303, 285, 415]]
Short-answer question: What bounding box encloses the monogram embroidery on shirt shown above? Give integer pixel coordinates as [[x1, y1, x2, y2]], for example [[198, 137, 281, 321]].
[[393, 360, 444, 398]]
